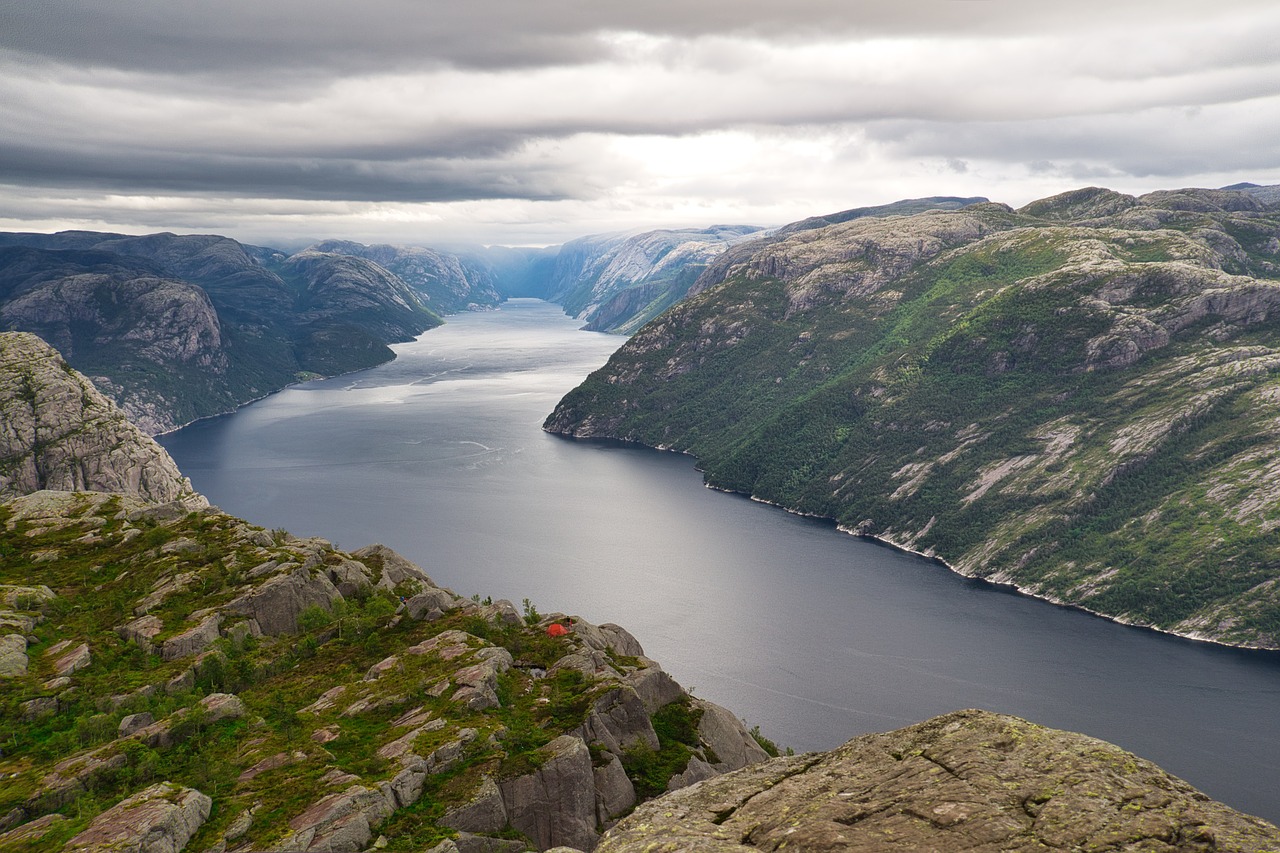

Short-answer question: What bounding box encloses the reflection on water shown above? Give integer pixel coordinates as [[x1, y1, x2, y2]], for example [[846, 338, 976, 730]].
[[162, 299, 1280, 822]]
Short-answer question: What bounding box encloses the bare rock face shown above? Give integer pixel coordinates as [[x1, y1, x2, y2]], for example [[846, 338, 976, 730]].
[[499, 735, 600, 853], [597, 709, 1280, 853], [0, 332, 206, 506], [64, 781, 211, 853]]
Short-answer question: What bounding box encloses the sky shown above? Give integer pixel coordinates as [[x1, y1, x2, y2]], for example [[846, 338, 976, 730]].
[[2, 1, 1278, 248]]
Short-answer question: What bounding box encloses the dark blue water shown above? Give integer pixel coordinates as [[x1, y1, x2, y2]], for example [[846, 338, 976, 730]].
[[161, 299, 1280, 823]]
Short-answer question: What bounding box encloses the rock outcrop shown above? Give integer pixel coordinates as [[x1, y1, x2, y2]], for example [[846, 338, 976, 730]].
[[597, 709, 1280, 852], [310, 239, 503, 313], [0, 332, 205, 505], [64, 782, 211, 853]]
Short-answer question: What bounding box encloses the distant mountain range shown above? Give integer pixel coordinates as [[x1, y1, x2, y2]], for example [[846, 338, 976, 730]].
[[0, 231, 444, 432], [0, 197, 996, 432], [547, 184, 1280, 650]]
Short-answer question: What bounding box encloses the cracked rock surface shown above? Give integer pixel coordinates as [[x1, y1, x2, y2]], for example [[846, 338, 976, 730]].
[[0, 332, 205, 506], [597, 709, 1280, 852]]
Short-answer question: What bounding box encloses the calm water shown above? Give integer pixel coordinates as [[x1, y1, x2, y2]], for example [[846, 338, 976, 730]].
[[161, 299, 1280, 822]]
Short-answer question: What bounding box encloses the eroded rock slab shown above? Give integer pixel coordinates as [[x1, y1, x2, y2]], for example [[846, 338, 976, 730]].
[[597, 709, 1280, 853], [64, 781, 211, 853]]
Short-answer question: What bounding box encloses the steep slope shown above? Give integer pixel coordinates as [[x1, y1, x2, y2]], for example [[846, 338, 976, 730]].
[[309, 240, 503, 313], [0, 232, 443, 432], [0, 332, 204, 506], [278, 250, 442, 343], [546, 186, 1280, 649], [690, 195, 988, 301], [548, 226, 764, 334], [0, 495, 766, 853], [599, 708, 1280, 852]]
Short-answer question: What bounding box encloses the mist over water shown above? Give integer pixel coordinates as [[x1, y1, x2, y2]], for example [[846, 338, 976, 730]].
[[161, 299, 1280, 822]]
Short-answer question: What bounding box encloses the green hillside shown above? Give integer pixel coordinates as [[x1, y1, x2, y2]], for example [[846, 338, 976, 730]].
[[546, 186, 1280, 648]]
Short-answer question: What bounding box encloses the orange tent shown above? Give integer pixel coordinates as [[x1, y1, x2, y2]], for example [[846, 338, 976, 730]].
[[546, 623, 569, 637]]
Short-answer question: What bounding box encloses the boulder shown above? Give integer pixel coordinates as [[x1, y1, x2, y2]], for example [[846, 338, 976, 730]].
[[0, 814, 67, 847], [499, 735, 599, 852], [451, 648, 512, 711], [578, 687, 658, 754], [281, 783, 394, 853], [0, 633, 27, 677], [161, 611, 222, 660], [226, 566, 341, 635], [441, 776, 508, 834], [324, 557, 376, 598], [596, 709, 1280, 853], [386, 728, 478, 809], [624, 666, 685, 713], [200, 692, 247, 723], [593, 754, 636, 824], [351, 543, 436, 589], [0, 583, 55, 609], [691, 699, 769, 772], [666, 756, 717, 791], [52, 642, 90, 676], [0, 611, 36, 634], [117, 614, 164, 654], [64, 782, 210, 853], [404, 587, 459, 621], [118, 712, 154, 738]]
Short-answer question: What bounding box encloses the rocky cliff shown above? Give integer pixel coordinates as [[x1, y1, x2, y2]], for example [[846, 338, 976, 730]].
[[279, 250, 441, 343], [546, 184, 1280, 650], [546, 226, 764, 334], [0, 231, 443, 433], [310, 240, 503, 313], [597, 708, 1280, 852], [0, 332, 204, 506]]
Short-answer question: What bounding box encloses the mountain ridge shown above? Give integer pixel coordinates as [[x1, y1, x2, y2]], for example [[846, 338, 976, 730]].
[[0, 232, 444, 433], [546, 184, 1280, 651]]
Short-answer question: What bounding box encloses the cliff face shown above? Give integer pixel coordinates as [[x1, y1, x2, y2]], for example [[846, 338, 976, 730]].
[[547, 226, 764, 334], [546, 185, 1280, 649], [0, 231, 444, 433], [598, 708, 1280, 852], [279, 250, 441, 343], [310, 240, 503, 313], [0, 332, 205, 506]]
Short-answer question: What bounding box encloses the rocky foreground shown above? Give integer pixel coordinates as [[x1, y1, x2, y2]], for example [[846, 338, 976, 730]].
[[0, 489, 769, 852], [598, 709, 1280, 852]]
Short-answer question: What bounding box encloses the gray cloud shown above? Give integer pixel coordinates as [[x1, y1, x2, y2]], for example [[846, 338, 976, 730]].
[[2, 0, 1279, 245]]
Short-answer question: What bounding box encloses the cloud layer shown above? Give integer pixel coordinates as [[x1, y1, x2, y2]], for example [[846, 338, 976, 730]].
[[3, 1, 1278, 245]]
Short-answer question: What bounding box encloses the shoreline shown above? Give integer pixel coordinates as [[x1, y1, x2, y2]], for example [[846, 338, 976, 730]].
[[548, 427, 1280, 657]]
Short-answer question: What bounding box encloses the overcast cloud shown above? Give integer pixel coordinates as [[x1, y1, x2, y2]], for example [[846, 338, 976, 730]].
[[2, 1, 1278, 246]]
